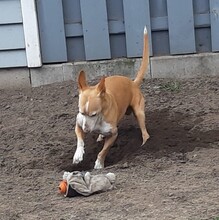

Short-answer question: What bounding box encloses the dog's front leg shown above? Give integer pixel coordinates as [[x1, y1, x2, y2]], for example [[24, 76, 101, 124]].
[[94, 128, 118, 169], [73, 123, 85, 164]]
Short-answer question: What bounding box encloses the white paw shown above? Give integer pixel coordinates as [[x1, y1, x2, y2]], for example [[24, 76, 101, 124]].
[[96, 134, 104, 142], [94, 158, 104, 169], [73, 147, 84, 164]]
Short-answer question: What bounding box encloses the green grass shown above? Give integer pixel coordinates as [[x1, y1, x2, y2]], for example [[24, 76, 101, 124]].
[[160, 81, 181, 92]]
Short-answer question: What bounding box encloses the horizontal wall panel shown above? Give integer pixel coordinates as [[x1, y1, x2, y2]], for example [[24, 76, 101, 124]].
[[151, 16, 168, 31], [63, 1, 83, 36], [0, 0, 22, 24], [194, 14, 210, 28], [123, 0, 152, 57], [0, 24, 25, 50], [107, 0, 124, 34], [80, 0, 111, 60], [210, 0, 219, 51], [0, 50, 27, 68], [151, 14, 210, 32], [65, 23, 83, 37], [108, 20, 125, 34], [167, 0, 196, 54]]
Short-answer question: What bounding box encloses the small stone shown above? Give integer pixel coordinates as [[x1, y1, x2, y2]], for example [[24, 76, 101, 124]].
[[121, 162, 129, 169]]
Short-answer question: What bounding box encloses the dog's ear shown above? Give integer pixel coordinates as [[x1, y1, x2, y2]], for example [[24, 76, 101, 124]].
[[78, 70, 87, 91], [97, 77, 106, 96]]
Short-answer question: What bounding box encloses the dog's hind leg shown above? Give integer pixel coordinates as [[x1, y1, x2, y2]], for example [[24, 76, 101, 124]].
[[94, 128, 118, 169], [131, 95, 150, 146]]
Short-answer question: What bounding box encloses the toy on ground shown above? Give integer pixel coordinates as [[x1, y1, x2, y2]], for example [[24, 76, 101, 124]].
[[58, 180, 67, 194], [58, 171, 116, 197]]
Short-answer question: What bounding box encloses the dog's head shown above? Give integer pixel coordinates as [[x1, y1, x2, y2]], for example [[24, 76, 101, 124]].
[[76, 70, 106, 132]]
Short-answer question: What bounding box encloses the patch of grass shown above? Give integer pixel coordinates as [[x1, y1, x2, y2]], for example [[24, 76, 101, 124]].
[[213, 217, 219, 220], [160, 81, 181, 92]]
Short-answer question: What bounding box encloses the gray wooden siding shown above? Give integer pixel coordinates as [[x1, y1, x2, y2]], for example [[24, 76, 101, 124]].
[[193, 0, 211, 53], [36, 0, 219, 64], [36, 0, 67, 63], [80, 0, 111, 60], [167, 0, 196, 54], [1, 0, 219, 68], [210, 0, 219, 51], [123, 0, 152, 56], [0, 0, 27, 68]]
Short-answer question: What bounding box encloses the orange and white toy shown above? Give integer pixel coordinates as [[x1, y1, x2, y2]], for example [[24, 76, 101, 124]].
[[58, 180, 67, 194], [58, 171, 116, 197]]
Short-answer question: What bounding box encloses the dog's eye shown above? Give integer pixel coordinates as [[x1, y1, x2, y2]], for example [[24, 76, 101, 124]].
[[80, 112, 85, 115], [90, 113, 97, 117]]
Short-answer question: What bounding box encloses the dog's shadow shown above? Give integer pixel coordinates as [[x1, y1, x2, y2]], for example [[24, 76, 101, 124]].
[[60, 108, 218, 171]]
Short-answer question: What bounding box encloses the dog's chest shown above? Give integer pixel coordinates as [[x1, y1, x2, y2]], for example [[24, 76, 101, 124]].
[[96, 120, 112, 136]]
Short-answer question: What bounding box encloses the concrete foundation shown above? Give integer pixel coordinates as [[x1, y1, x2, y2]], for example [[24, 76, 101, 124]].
[[0, 68, 30, 89], [0, 53, 218, 89], [151, 53, 219, 78]]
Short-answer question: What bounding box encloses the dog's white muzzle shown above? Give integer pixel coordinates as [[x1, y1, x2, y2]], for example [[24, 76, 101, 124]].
[[76, 112, 112, 135], [76, 112, 100, 133]]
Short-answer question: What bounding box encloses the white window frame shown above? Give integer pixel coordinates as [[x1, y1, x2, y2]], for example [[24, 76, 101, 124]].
[[20, 0, 42, 67]]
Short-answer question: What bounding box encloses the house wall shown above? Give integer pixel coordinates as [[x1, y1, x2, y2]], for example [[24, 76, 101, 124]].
[[0, 0, 219, 69], [0, 0, 41, 68], [36, 0, 219, 64], [0, 0, 27, 68]]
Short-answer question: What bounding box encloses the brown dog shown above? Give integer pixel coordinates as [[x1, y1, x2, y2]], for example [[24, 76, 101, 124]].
[[73, 27, 150, 169]]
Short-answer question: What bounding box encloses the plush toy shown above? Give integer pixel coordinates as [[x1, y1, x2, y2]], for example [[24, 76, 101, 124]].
[[58, 171, 116, 197], [58, 180, 67, 194]]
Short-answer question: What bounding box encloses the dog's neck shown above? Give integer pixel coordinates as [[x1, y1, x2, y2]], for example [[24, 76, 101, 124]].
[[100, 92, 118, 124]]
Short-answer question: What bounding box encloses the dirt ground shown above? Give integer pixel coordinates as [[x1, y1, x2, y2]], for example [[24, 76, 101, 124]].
[[0, 75, 219, 220]]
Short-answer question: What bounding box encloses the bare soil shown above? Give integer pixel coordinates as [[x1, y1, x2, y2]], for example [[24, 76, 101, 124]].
[[0, 76, 219, 220]]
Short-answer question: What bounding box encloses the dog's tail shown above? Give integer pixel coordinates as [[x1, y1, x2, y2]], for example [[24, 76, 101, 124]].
[[134, 26, 149, 86]]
